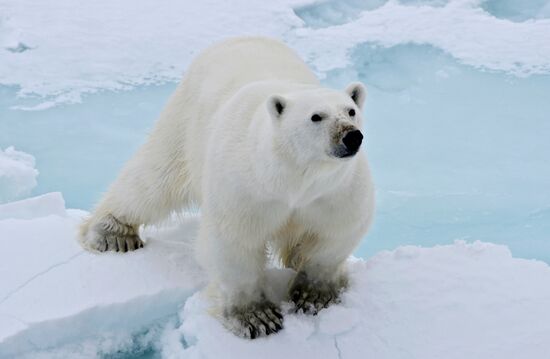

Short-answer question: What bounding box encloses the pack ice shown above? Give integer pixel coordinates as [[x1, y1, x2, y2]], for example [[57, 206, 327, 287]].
[[0, 193, 549, 358]]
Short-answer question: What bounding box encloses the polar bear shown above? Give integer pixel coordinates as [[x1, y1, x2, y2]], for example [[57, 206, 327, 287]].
[[80, 37, 375, 338]]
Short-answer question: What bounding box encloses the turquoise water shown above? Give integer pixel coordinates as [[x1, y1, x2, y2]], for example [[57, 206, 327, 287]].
[[0, 84, 175, 209], [1, 43, 549, 263], [331, 44, 550, 261]]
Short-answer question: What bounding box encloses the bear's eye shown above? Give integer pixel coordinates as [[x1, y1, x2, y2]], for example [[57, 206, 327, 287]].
[[348, 108, 356, 117], [311, 114, 323, 122]]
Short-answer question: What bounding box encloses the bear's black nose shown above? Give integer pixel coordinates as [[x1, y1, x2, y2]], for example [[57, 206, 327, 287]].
[[342, 130, 363, 153]]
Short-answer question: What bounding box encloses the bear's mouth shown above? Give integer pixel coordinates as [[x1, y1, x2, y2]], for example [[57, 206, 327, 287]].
[[331, 144, 360, 159], [340, 149, 359, 158]]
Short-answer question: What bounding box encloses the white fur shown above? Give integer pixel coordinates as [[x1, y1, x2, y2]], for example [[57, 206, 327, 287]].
[[80, 37, 375, 312]]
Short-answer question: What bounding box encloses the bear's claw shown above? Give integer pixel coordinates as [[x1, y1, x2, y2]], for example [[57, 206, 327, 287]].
[[225, 301, 284, 339], [97, 232, 144, 252], [289, 272, 341, 315]]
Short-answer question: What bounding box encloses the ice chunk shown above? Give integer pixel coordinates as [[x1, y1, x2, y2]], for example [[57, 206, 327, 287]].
[[1, 200, 550, 357], [0, 204, 204, 357], [0, 192, 65, 220], [0, 147, 38, 203]]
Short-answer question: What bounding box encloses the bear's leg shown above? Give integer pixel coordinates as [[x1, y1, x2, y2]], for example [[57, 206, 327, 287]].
[[282, 234, 354, 315], [217, 240, 284, 338], [80, 144, 190, 253], [199, 219, 284, 338]]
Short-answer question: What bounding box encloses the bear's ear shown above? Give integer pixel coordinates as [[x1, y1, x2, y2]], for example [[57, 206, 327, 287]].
[[267, 95, 287, 120], [345, 82, 367, 109]]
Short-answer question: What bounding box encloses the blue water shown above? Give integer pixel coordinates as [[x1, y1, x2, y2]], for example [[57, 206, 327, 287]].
[[328, 44, 550, 261], [293, 0, 550, 27], [0, 84, 175, 209], [1, 43, 549, 263]]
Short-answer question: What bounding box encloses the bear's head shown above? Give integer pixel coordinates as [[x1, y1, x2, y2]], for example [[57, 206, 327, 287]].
[[266, 82, 367, 166]]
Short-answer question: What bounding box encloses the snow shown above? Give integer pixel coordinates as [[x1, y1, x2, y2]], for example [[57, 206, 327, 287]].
[[1, 0, 550, 109], [0, 146, 38, 203], [291, 0, 550, 76], [175, 242, 550, 359], [0, 0, 301, 109], [1, 193, 550, 358]]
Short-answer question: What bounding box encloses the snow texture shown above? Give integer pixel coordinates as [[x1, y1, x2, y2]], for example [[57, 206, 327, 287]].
[[0, 146, 38, 203], [1, 193, 549, 358], [1, 0, 550, 109]]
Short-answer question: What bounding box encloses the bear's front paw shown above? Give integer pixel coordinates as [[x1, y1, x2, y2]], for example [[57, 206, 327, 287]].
[[224, 300, 284, 339], [289, 272, 342, 315], [81, 214, 144, 253], [93, 231, 144, 253]]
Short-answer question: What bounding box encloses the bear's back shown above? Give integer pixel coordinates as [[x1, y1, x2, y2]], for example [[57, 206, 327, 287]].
[[155, 37, 321, 204], [189, 37, 319, 95]]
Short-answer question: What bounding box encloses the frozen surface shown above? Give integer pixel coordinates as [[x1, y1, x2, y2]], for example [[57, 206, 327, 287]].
[[1, 194, 549, 358], [0, 0, 302, 109], [291, 0, 550, 76], [176, 243, 550, 359], [1, 1, 550, 354], [1, 0, 550, 109], [0, 146, 38, 203], [0, 194, 204, 358]]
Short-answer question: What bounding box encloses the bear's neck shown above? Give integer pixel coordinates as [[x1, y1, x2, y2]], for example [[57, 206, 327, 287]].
[[252, 128, 357, 207]]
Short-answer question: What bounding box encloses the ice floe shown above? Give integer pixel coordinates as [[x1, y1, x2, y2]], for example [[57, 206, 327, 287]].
[[1, 193, 549, 358]]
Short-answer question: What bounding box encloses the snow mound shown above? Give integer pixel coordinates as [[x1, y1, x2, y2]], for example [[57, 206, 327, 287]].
[[0, 146, 38, 203], [173, 242, 550, 359], [1, 193, 550, 358]]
